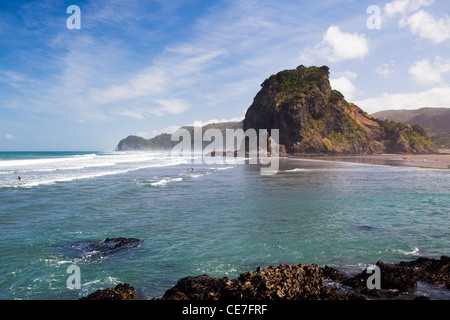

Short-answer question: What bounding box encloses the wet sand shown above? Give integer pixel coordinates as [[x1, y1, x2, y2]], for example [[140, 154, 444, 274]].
[[290, 153, 450, 170]]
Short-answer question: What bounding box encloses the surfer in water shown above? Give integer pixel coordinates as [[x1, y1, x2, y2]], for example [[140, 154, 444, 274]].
[[18, 176, 21, 181]]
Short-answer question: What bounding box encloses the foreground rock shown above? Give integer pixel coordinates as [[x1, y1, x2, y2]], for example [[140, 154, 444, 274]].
[[161, 264, 323, 300], [159, 256, 449, 300], [399, 255, 450, 289], [323, 255, 449, 299], [80, 283, 136, 300], [80, 256, 449, 300]]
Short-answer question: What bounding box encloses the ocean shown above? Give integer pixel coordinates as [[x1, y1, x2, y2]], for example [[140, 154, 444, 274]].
[[0, 151, 449, 300]]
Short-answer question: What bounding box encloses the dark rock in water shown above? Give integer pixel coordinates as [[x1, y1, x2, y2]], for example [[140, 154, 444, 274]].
[[398, 255, 450, 289], [352, 225, 382, 232], [343, 260, 418, 296], [82, 256, 448, 300], [229, 264, 323, 300], [321, 265, 350, 283], [93, 237, 142, 253], [376, 260, 418, 292], [80, 283, 136, 300], [161, 275, 226, 300], [158, 257, 449, 300], [160, 264, 324, 300], [319, 287, 366, 300], [55, 237, 142, 260]]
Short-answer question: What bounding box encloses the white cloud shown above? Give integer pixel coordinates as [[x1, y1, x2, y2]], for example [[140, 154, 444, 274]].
[[384, 0, 434, 17], [201, 117, 245, 126], [375, 62, 395, 79], [301, 26, 369, 63], [323, 26, 369, 62], [91, 67, 168, 105], [384, 0, 450, 44], [334, 71, 358, 80], [5, 134, 15, 140], [330, 73, 358, 100], [409, 57, 450, 85], [155, 125, 183, 135], [355, 85, 450, 114], [111, 98, 190, 120], [400, 10, 450, 44], [111, 109, 147, 120], [138, 116, 245, 139], [91, 50, 226, 106], [409, 59, 440, 84], [154, 99, 189, 115]]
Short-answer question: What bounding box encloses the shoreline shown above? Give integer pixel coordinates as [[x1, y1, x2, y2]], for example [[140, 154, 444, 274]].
[[287, 153, 450, 170]]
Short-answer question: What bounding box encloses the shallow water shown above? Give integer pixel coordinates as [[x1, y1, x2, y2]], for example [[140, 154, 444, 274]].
[[0, 151, 449, 299]]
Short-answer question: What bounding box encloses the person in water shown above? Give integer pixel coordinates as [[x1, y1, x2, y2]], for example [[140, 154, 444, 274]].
[[18, 176, 21, 181]]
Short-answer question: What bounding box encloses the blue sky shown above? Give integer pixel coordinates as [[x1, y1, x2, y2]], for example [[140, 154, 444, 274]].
[[1, 0, 450, 151]]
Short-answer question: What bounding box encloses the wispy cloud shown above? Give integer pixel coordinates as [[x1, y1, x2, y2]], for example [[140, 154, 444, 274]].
[[375, 61, 395, 79], [2, 0, 450, 151], [384, 0, 450, 44], [400, 10, 450, 44], [5, 133, 15, 140], [355, 85, 450, 114], [384, 0, 435, 17]]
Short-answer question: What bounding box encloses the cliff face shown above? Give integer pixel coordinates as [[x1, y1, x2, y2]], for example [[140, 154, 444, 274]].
[[243, 65, 437, 155]]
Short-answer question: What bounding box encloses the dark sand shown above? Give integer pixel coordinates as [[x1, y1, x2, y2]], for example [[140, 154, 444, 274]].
[[290, 153, 450, 170]]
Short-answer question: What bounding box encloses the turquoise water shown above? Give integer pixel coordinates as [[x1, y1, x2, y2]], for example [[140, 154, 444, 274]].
[[0, 151, 449, 299]]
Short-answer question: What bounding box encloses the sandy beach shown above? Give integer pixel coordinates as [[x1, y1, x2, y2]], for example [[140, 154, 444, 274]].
[[290, 153, 450, 170]]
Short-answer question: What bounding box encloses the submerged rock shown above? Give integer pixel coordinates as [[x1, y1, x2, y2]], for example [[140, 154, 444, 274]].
[[93, 237, 142, 252], [57, 237, 142, 261]]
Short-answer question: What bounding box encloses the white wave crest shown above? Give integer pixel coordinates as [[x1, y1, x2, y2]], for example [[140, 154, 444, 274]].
[[150, 177, 183, 186]]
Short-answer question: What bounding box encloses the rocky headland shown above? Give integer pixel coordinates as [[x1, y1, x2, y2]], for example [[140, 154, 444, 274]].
[[243, 65, 437, 155], [116, 65, 437, 156]]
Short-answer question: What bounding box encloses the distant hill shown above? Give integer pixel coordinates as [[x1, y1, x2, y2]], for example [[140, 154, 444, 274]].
[[116, 121, 243, 151], [371, 108, 450, 149]]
